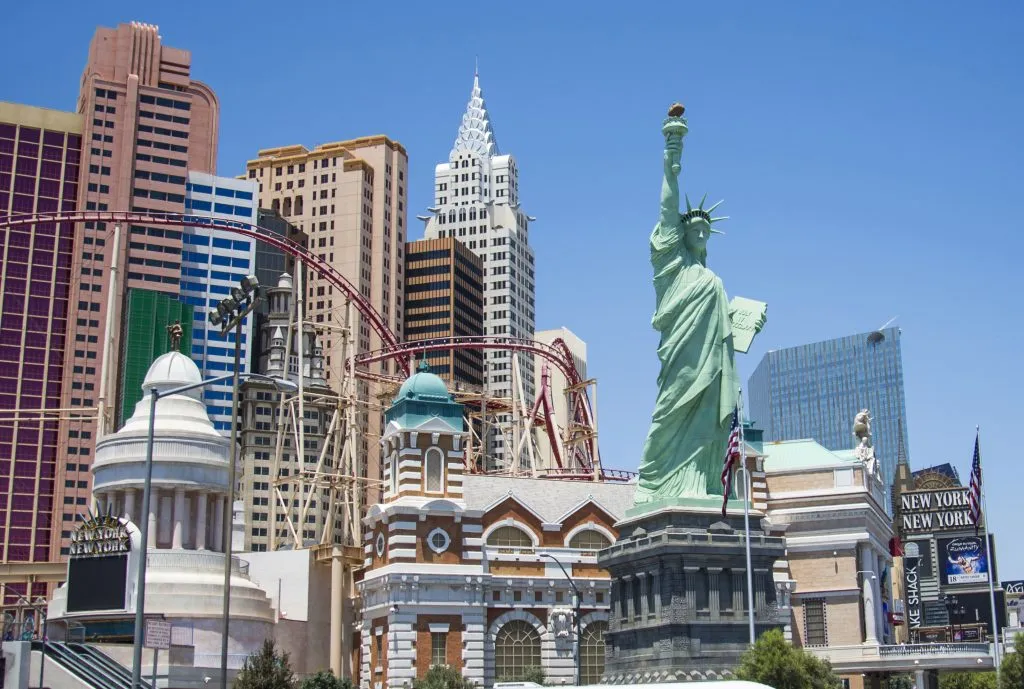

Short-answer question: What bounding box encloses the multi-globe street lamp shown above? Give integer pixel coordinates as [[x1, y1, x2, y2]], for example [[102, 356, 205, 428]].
[[131, 274, 297, 689], [208, 276, 266, 689]]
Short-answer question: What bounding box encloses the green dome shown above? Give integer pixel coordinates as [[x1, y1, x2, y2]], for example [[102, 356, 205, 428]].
[[395, 360, 451, 402]]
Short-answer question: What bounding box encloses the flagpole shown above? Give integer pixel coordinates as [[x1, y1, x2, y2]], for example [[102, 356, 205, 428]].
[[738, 388, 756, 645], [977, 426, 1001, 673]]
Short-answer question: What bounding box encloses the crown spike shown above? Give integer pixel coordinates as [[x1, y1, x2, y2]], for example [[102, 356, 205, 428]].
[[709, 228, 726, 235], [685, 194, 692, 212], [699, 192, 708, 210], [710, 216, 729, 223], [707, 199, 725, 214]]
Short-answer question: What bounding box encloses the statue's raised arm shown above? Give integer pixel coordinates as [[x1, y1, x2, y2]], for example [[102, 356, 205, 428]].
[[659, 103, 688, 231]]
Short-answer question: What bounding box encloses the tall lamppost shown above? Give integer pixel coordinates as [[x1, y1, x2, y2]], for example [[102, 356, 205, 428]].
[[209, 276, 262, 689], [943, 594, 961, 642], [129, 365, 296, 689], [540, 553, 582, 686]]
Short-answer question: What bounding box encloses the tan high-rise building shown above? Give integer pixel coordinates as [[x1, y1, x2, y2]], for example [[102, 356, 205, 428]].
[[53, 22, 219, 558], [245, 136, 407, 507]]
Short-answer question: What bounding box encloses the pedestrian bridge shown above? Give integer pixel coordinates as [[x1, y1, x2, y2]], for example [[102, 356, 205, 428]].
[[807, 643, 994, 673]]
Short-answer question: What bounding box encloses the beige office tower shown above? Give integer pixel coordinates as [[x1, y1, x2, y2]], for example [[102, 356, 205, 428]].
[[532, 327, 587, 471], [54, 22, 219, 559], [245, 136, 407, 508]]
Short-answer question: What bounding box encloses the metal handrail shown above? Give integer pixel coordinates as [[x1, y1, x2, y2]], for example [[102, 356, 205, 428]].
[[879, 643, 990, 656]]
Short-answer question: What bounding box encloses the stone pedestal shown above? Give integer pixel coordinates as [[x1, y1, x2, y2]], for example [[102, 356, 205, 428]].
[[598, 503, 787, 682]]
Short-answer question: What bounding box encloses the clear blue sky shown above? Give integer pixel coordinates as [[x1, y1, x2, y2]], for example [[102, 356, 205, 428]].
[[4, 2, 1023, 577]]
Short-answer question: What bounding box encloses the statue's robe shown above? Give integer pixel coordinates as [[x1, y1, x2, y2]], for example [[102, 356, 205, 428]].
[[633, 218, 740, 502]]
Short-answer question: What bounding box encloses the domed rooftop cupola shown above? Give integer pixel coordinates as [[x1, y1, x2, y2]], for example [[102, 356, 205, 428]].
[[385, 360, 463, 431]]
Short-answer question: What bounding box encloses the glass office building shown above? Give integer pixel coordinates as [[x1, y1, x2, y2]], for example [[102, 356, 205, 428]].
[[181, 172, 258, 432], [748, 327, 910, 504]]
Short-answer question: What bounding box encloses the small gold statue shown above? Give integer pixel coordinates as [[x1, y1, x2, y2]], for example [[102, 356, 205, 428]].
[[167, 320, 184, 351]]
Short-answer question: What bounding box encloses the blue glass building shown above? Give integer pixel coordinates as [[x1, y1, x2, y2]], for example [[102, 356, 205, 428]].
[[748, 327, 910, 503], [182, 172, 258, 432]]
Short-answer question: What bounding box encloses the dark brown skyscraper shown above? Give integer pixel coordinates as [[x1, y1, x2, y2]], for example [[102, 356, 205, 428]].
[[403, 237, 484, 387]]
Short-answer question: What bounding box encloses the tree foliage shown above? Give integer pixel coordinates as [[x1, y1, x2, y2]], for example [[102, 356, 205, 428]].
[[495, 666, 545, 685], [300, 670, 354, 689], [941, 672, 997, 689], [1002, 632, 1024, 689], [234, 639, 296, 689], [412, 666, 476, 689], [736, 629, 842, 689]]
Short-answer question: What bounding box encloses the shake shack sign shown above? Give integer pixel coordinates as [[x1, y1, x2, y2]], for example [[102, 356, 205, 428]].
[[70, 515, 131, 557], [904, 541, 923, 630], [900, 488, 975, 533]]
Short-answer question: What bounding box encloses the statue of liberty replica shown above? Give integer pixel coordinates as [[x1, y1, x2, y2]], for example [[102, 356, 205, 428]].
[[599, 104, 785, 682]]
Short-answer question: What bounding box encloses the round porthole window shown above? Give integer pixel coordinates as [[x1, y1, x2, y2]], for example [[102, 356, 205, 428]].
[[375, 532, 386, 557], [428, 528, 451, 554]]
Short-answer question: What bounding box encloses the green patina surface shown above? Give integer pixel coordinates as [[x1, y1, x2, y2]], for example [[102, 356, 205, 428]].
[[118, 289, 193, 427], [632, 107, 766, 514]]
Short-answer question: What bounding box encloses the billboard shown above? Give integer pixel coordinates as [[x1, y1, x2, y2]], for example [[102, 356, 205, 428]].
[[66, 514, 131, 613], [900, 488, 976, 534], [939, 536, 989, 585]]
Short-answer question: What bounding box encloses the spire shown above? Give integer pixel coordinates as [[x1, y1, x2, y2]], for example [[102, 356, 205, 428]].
[[896, 417, 908, 467], [451, 69, 499, 158]]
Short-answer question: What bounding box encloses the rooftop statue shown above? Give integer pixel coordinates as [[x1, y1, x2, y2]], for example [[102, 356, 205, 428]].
[[853, 409, 881, 481], [634, 104, 766, 506]]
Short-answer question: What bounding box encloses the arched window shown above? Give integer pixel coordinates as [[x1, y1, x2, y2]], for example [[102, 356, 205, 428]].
[[424, 447, 444, 493], [580, 621, 608, 685], [494, 620, 541, 682], [469, 208, 477, 220], [283, 197, 292, 216], [271, 198, 280, 213], [486, 525, 533, 548], [568, 529, 611, 551], [458, 209, 467, 222], [294, 195, 303, 215], [448, 210, 456, 223], [389, 452, 398, 496]]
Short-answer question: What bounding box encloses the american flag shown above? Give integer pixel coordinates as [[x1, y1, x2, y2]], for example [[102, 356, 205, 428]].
[[969, 432, 982, 533], [721, 407, 742, 517]]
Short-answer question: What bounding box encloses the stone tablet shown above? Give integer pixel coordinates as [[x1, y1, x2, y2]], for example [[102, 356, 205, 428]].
[[729, 296, 767, 353]]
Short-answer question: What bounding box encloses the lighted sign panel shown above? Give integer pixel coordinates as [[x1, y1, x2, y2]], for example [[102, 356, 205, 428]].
[[65, 515, 131, 613], [899, 488, 975, 534]]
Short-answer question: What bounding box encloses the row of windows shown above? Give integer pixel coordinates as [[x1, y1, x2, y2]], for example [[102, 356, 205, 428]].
[[139, 94, 191, 111]]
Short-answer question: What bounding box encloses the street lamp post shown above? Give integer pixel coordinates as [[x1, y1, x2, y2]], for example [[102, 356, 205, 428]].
[[129, 365, 296, 689], [209, 276, 262, 689], [540, 553, 582, 686]]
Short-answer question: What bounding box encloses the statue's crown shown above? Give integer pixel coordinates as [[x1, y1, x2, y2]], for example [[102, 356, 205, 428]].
[[681, 193, 728, 233]]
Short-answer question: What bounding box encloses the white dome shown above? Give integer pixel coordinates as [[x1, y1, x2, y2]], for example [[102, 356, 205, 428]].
[[143, 351, 204, 400]]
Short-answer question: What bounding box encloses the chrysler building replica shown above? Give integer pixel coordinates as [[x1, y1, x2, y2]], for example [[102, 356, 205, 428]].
[[422, 72, 537, 469]]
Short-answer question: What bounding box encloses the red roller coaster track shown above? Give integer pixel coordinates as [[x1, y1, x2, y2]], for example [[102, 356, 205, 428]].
[[0, 211, 611, 476]]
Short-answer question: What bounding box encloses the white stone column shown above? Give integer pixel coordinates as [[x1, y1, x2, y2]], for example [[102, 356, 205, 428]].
[[148, 489, 159, 549], [861, 548, 879, 644], [172, 488, 186, 549], [213, 496, 225, 552], [331, 556, 343, 675], [123, 489, 137, 523], [195, 492, 208, 550]]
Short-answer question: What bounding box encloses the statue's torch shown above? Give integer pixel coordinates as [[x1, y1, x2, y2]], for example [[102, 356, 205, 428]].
[[664, 103, 687, 175]]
